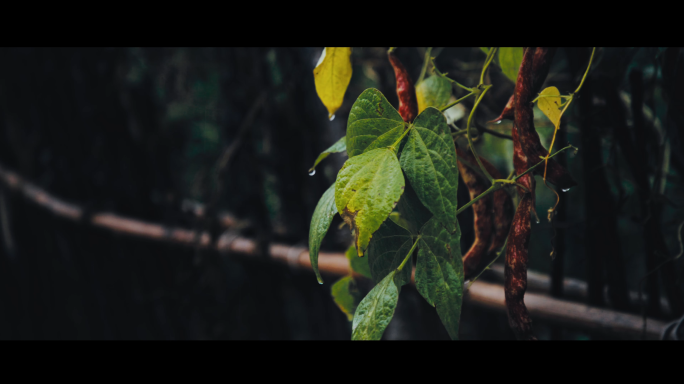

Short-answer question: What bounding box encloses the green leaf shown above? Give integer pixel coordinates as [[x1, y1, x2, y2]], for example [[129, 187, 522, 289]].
[[351, 270, 400, 340], [314, 47, 353, 119], [415, 217, 463, 340], [335, 148, 405, 257], [399, 108, 459, 233], [346, 245, 372, 279], [309, 136, 346, 174], [331, 276, 361, 321], [308, 184, 336, 284], [537, 86, 562, 128], [367, 219, 413, 286], [396, 180, 433, 235], [346, 89, 405, 158], [389, 211, 412, 233], [498, 47, 524, 83], [416, 75, 452, 113]]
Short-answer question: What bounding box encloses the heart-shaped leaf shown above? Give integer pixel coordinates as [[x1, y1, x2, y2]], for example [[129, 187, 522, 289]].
[[308, 184, 337, 283], [498, 47, 524, 83], [400, 108, 459, 233], [346, 245, 372, 279], [416, 75, 452, 113], [351, 270, 400, 340], [314, 47, 353, 119], [537, 86, 562, 128], [367, 218, 413, 286], [346, 89, 405, 158], [309, 136, 346, 174], [335, 148, 405, 256], [415, 216, 463, 340], [331, 276, 361, 321]]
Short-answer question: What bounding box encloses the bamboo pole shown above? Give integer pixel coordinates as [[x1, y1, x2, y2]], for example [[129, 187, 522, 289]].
[[0, 163, 668, 339]]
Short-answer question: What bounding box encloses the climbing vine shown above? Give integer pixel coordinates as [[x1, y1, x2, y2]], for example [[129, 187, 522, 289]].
[[309, 47, 594, 340]]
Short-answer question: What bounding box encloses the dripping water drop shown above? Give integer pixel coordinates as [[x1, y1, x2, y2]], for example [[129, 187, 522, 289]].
[[562, 188, 571, 192], [535, 217, 540, 224], [308, 169, 316, 176], [329, 114, 336, 121], [495, 120, 502, 125]]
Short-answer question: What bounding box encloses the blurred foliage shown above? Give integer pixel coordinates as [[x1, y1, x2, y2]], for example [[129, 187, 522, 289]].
[[0, 47, 681, 339]]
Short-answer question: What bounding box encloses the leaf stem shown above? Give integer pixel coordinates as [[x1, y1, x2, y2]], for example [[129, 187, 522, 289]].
[[455, 145, 576, 217], [515, 144, 577, 181], [417, 47, 433, 84], [389, 124, 413, 153], [398, 237, 420, 272], [456, 185, 497, 216], [440, 92, 475, 112], [479, 47, 498, 86], [573, 47, 596, 95], [543, 99, 574, 180], [431, 58, 472, 92], [465, 85, 494, 182]]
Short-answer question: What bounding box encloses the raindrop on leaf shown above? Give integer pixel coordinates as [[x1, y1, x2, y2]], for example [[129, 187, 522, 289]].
[[308, 169, 316, 176], [329, 114, 336, 121]]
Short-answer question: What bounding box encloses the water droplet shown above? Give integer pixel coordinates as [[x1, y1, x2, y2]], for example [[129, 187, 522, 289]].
[[329, 114, 336, 121], [308, 169, 316, 176], [535, 217, 540, 224], [317, 279, 324, 285], [495, 120, 502, 125], [562, 188, 571, 192]]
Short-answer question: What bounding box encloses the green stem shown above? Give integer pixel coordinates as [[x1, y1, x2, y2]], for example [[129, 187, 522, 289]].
[[466, 86, 494, 182], [455, 145, 576, 217], [431, 58, 472, 92], [479, 47, 498, 86], [573, 47, 596, 95], [514, 144, 576, 181], [440, 92, 475, 112], [456, 185, 497, 216], [417, 47, 433, 84], [389, 124, 413, 153], [397, 237, 420, 272], [451, 129, 478, 138]]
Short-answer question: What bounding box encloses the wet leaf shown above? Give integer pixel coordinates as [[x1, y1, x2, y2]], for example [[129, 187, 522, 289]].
[[415, 217, 463, 340], [351, 270, 400, 340], [498, 47, 524, 83], [399, 108, 459, 233], [309, 136, 346, 174], [308, 184, 336, 283], [416, 75, 452, 113], [335, 148, 405, 256], [367, 219, 413, 286], [314, 47, 353, 119], [395, 180, 433, 235], [346, 88, 405, 158], [537, 86, 562, 128], [331, 276, 361, 321], [346, 245, 372, 279]]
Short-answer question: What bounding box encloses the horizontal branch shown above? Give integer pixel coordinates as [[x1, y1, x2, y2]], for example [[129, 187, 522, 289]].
[[0, 163, 668, 339]]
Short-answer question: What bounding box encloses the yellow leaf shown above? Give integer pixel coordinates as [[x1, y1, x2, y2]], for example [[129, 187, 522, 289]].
[[537, 86, 562, 128], [313, 47, 352, 119]]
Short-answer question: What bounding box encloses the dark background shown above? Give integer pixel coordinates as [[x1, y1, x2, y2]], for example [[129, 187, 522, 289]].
[[0, 47, 682, 340]]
